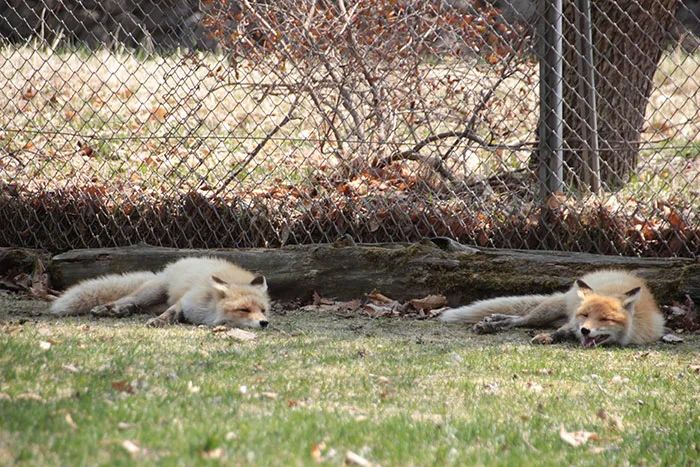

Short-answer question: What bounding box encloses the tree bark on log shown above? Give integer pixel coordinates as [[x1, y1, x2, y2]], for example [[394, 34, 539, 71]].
[[559, 0, 677, 188], [48, 241, 700, 305]]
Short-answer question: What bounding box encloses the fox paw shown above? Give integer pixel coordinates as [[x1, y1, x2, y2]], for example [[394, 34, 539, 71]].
[[90, 303, 137, 318], [472, 314, 519, 334], [146, 317, 169, 328], [531, 333, 554, 345]]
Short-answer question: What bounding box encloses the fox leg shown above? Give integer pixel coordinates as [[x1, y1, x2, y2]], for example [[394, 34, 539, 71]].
[[146, 301, 185, 328], [91, 278, 167, 318], [473, 297, 569, 334], [531, 321, 577, 345]]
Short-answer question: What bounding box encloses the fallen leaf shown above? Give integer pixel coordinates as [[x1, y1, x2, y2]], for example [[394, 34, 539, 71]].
[[78, 142, 94, 157], [187, 381, 201, 394], [225, 431, 237, 441], [21, 86, 36, 100], [62, 364, 80, 373], [121, 440, 141, 456], [39, 340, 52, 350], [689, 364, 700, 373], [662, 334, 684, 344], [65, 413, 77, 430], [345, 450, 372, 466], [596, 409, 624, 431], [366, 291, 396, 304], [201, 448, 223, 459], [610, 375, 629, 385], [261, 391, 278, 400], [149, 107, 168, 122], [15, 392, 44, 402], [111, 380, 135, 394], [408, 294, 448, 311], [559, 426, 598, 447], [485, 53, 500, 65], [117, 422, 133, 430], [526, 381, 543, 393], [311, 442, 325, 463], [222, 328, 257, 341]]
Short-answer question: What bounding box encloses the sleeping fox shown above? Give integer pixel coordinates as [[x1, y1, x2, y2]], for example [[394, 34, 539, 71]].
[[440, 270, 665, 347], [50, 257, 270, 329]]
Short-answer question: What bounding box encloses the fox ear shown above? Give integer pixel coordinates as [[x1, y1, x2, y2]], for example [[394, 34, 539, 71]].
[[575, 279, 593, 299], [622, 287, 641, 314], [250, 275, 267, 292], [211, 275, 229, 295]]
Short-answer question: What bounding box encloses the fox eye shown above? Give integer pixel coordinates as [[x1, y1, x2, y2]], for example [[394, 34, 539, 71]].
[[579, 313, 588, 318], [236, 308, 250, 313]]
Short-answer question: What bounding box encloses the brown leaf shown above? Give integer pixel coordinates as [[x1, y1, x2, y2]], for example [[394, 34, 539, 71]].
[[596, 409, 624, 431], [78, 142, 95, 157], [485, 53, 500, 65], [545, 192, 566, 210], [366, 291, 395, 304], [311, 442, 325, 463], [149, 107, 168, 122], [111, 380, 135, 394], [559, 426, 598, 447], [21, 86, 36, 100], [408, 294, 447, 311]]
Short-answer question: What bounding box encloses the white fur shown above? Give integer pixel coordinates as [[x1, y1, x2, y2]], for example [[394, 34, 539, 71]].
[[50, 271, 157, 315], [439, 294, 553, 324], [50, 257, 270, 328]]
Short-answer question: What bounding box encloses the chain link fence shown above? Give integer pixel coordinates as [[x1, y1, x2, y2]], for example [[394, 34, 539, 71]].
[[0, 0, 698, 257]]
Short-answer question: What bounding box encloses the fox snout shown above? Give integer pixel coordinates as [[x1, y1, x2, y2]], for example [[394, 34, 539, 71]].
[[576, 322, 616, 348]]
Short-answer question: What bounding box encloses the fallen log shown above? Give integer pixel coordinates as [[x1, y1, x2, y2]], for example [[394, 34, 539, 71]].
[[48, 240, 700, 306]]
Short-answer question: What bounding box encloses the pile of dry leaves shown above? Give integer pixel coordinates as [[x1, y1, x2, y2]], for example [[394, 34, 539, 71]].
[[301, 291, 449, 320]]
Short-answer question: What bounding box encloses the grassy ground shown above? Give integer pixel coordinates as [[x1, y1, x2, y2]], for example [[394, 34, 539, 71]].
[[1, 296, 698, 466]]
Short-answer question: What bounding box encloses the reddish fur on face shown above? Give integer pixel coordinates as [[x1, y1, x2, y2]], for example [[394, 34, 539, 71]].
[[576, 296, 628, 327], [220, 294, 268, 323]]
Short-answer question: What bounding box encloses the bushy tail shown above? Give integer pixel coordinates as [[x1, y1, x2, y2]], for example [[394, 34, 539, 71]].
[[439, 294, 551, 324], [50, 272, 157, 316]]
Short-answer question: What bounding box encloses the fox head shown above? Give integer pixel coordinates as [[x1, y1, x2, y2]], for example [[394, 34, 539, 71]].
[[572, 280, 640, 347], [211, 274, 270, 329]]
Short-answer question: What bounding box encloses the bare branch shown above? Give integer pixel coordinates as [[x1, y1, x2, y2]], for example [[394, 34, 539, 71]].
[[213, 95, 302, 198]]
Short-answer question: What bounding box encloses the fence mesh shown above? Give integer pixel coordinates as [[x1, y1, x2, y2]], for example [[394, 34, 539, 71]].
[[0, 0, 698, 257]]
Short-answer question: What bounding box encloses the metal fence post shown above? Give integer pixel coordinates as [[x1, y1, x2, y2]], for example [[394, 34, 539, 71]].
[[575, 0, 601, 193], [538, 0, 564, 199]]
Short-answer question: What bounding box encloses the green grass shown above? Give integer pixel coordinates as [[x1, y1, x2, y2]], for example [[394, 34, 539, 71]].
[[0, 298, 698, 466]]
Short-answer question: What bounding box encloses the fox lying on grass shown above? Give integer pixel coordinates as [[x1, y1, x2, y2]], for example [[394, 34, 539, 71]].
[[440, 270, 665, 347], [50, 257, 270, 329]]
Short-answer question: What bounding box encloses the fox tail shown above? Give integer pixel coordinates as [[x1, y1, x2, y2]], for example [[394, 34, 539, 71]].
[[50, 271, 157, 316], [439, 294, 551, 324]]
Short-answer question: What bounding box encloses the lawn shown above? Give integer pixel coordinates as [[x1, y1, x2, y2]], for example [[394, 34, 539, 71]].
[[1, 296, 698, 466]]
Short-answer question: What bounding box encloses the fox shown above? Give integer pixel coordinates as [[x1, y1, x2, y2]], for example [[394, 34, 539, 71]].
[[439, 270, 665, 347], [50, 257, 270, 329]]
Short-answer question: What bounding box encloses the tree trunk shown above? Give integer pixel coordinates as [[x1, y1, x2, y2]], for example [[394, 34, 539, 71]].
[[559, 0, 677, 188], [47, 242, 700, 306]]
